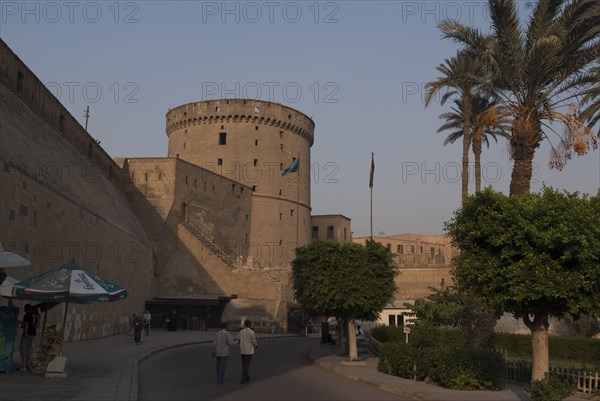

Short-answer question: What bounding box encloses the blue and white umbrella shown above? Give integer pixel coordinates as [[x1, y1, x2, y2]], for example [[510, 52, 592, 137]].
[[14, 262, 127, 303], [14, 262, 127, 354]]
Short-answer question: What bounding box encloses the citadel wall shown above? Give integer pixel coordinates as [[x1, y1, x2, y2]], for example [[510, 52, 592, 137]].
[[0, 40, 154, 341]]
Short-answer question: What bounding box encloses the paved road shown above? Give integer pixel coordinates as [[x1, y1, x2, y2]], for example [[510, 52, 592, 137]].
[[139, 337, 411, 401]]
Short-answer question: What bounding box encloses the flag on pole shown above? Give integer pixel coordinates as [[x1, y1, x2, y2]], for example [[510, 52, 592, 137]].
[[282, 157, 299, 175], [369, 153, 375, 188]]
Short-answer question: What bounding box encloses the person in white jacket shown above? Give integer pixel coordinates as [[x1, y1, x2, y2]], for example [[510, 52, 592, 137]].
[[238, 320, 258, 384]]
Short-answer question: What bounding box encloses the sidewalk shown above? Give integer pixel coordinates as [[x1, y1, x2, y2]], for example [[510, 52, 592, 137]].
[[0, 331, 594, 401]]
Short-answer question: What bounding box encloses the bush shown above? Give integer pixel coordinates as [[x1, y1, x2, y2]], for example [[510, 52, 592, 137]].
[[493, 333, 600, 367], [430, 348, 505, 390], [371, 325, 404, 343], [377, 324, 503, 390], [529, 375, 575, 401]]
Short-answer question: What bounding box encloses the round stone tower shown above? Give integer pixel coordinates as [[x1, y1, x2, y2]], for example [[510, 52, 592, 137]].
[[165, 99, 315, 267]]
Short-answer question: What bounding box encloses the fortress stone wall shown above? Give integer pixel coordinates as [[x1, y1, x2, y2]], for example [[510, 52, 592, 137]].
[[0, 40, 154, 341]]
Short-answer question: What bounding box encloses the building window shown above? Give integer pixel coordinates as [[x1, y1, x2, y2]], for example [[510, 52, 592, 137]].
[[255, 139, 258, 146], [291, 209, 294, 216], [312, 226, 319, 239], [343, 228, 347, 241], [397, 244, 403, 254], [217, 158, 223, 166], [279, 213, 282, 221], [232, 184, 235, 191], [219, 132, 227, 145], [388, 315, 396, 326], [185, 176, 188, 184], [253, 159, 258, 166], [410, 245, 415, 253], [327, 225, 334, 240], [255, 126, 259, 130], [252, 186, 256, 191], [246, 214, 249, 221], [241, 187, 244, 194]]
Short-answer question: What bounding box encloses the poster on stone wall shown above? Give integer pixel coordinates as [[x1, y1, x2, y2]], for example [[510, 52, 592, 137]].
[[0, 306, 19, 372]]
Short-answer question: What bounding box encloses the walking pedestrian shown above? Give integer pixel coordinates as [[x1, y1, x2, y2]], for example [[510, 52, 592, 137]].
[[133, 314, 143, 345], [143, 310, 151, 336], [211, 322, 236, 383], [239, 320, 258, 384]]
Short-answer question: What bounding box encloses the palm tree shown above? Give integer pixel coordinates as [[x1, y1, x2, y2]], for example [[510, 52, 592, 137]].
[[439, 0, 600, 381], [437, 96, 510, 192], [425, 51, 489, 203], [440, 0, 599, 196], [580, 63, 600, 135]]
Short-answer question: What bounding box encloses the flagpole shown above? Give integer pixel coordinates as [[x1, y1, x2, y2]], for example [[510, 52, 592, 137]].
[[296, 155, 300, 248], [370, 152, 374, 239]]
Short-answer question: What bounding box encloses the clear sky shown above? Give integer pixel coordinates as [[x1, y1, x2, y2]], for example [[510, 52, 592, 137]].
[[2, 1, 598, 237]]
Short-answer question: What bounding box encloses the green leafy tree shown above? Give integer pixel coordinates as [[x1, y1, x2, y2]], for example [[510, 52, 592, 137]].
[[292, 239, 397, 360], [445, 187, 600, 381], [439, 0, 599, 195]]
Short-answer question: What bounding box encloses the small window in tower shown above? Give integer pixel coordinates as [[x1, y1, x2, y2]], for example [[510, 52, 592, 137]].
[[145, 173, 148, 181], [291, 209, 294, 216], [288, 114, 291, 120], [252, 186, 256, 191], [185, 176, 188, 184], [212, 185, 215, 192], [219, 132, 227, 145], [279, 213, 282, 220], [279, 189, 282, 195], [279, 131, 283, 138], [221, 125, 224, 129], [217, 158, 223, 166], [246, 214, 249, 221], [185, 130, 188, 134], [241, 187, 244, 194], [255, 126, 259, 130], [255, 139, 258, 146], [280, 144, 283, 151], [253, 159, 258, 166], [232, 184, 235, 191], [279, 239, 282, 246], [397, 244, 403, 254]]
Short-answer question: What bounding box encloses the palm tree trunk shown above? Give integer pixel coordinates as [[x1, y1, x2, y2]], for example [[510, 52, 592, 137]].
[[523, 313, 550, 382], [461, 94, 472, 203], [509, 117, 542, 196], [473, 131, 482, 193]]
